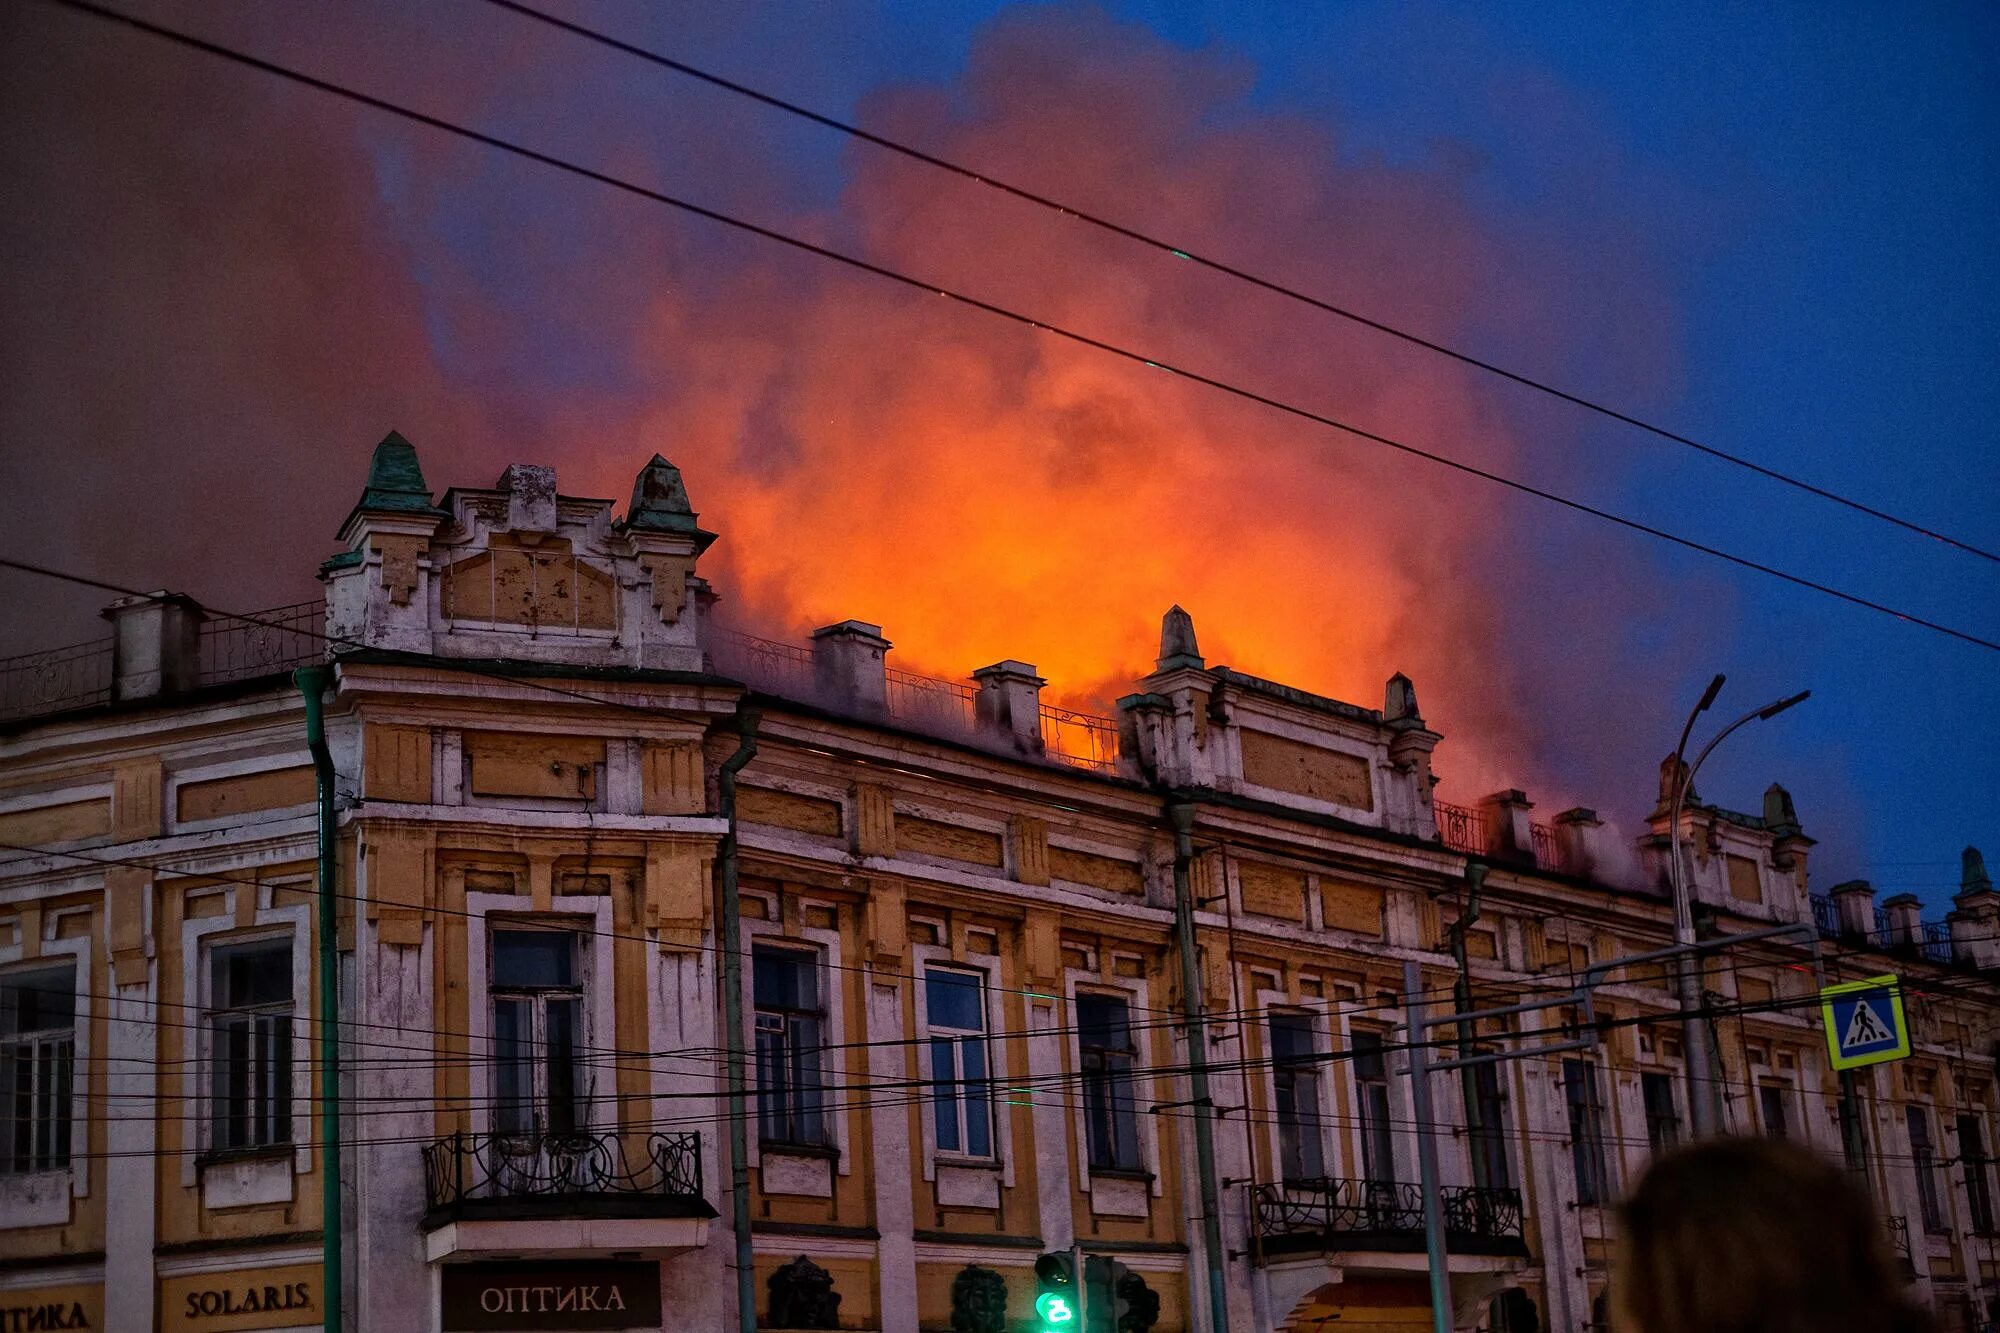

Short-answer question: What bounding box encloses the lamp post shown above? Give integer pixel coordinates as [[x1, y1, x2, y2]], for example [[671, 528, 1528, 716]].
[[1667, 677, 1809, 1136]]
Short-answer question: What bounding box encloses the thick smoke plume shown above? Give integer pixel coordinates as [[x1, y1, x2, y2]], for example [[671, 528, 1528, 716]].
[[1, 2, 1732, 823]]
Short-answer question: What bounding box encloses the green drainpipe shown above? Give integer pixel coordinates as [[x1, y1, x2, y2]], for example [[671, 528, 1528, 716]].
[[294, 667, 341, 1333], [717, 705, 762, 1333]]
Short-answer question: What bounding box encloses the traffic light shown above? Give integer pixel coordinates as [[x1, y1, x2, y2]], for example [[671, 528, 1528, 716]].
[[1032, 1252, 1078, 1329]]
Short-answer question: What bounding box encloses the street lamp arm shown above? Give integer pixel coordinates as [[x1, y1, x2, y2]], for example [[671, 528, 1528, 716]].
[[1685, 691, 1814, 795]]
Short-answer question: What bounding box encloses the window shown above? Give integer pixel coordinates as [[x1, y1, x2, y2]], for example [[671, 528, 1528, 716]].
[[1759, 1084, 1791, 1141], [1565, 1059, 1611, 1207], [1269, 1013, 1324, 1181], [1642, 1070, 1681, 1154], [207, 941, 293, 1152], [925, 969, 992, 1159], [1353, 1030, 1395, 1185], [1, 966, 75, 1174], [1908, 1106, 1946, 1234], [1077, 993, 1139, 1172], [491, 928, 585, 1139], [1469, 1061, 1511, 1190], [754, 946, 825, 1148], [1957, 1114, 1994, 1236]]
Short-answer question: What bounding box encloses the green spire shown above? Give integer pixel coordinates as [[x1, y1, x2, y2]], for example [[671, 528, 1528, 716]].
[[624, 454, 716, 551], [336, 430, 445, 537], [356, 431, 439, 514]]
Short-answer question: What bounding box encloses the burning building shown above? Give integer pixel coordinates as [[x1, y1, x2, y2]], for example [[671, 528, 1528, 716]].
[[1, 437, 1995, 1332]]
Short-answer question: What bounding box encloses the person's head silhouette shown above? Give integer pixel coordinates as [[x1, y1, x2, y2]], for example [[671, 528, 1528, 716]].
[[1614, 1137, 1934, 1333]]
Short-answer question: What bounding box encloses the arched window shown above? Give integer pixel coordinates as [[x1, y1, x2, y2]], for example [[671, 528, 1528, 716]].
[[1485, 1287, 1538, 1333]]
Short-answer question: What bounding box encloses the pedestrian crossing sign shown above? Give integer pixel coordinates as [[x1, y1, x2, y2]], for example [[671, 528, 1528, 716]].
[[1820, 974, 1910, 1071]]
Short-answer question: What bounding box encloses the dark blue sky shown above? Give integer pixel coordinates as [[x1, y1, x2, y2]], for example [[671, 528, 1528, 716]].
[[3, 1, 1994, 910]]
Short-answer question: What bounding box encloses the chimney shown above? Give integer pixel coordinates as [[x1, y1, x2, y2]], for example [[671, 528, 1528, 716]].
[[500, 462, 559, 534], [103, 593, 205, 702], [811, 620, 891, 712], [1830, 880, 1877, 940], [1554, 808, 1605, 879], [973, 661, 1045, 753], [1479, 789, 1536, 863], [1880, 893, 1922, 949]]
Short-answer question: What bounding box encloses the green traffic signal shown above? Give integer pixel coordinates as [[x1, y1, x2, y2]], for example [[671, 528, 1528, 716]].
[[1034, 1291, 1076, 1325]]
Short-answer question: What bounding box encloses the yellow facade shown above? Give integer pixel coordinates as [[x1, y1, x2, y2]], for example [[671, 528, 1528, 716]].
[[2, 445, 1996, 1333]]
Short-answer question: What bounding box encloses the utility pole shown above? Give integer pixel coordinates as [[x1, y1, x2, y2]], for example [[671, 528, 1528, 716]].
[[1666, 676, 1808, 1135], [1169, 803, 1230, 1333], [1403, 962, 1452, 1333], [1403, 960, 1606, 1333]]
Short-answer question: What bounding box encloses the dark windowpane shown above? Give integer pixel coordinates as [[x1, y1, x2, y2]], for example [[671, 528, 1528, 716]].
[[1354, 1031, 1395, 1185], [1759, 1085, 1790, 1140], [1079, 994, 1138, 1171], [1909, 1107, 1946, 1233], [546, 998, 580, 1135], [930, 1037, 960, 1153], [493, 930, 576, 989], [754, 947, 826, 1147], [962, 1040, 992, 1159], [1271, 1014, 1324, 1182], [2, 967, 75, 1036], [1959, 1115, 1994, 1236], [1565, 1059, 1610, 1207], [209, 941, 295, 1151], [1, 966, 76, 1174], [1643, 1071, 1681, 1153], [1471, 1062, 1512, 1190], [494, 998, 532, 1137], [926, 970, 985, 1032]]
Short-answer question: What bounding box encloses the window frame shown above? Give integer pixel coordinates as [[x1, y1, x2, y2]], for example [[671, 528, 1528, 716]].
[[487, 923, 590, 1142], [1564, 1058, 1612, 1208], [1, 961, 78, 1176], [752, 942, 830, 1152], [1907, 1104, 1948, 1235], [1076, 990, 1143, 1175], [1757, 1082, 1792, 1141], [1468, 1059, 1513, 1191], [1958, 1113, 1996, 1237], [204, 936, 297, 1156], [1268, 1010, 1327, 1183], [919, 964, 997, 1164], [1641, 1069, 1682, 1154], [1350, 1028, 1397, 1187]]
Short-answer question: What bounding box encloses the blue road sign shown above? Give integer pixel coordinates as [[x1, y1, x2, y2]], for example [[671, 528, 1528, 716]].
[[1820, 974, 1910, 1071]]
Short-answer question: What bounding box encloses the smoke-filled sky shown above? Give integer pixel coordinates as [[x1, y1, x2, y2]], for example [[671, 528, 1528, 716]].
[[3, 1, 1996, 910]]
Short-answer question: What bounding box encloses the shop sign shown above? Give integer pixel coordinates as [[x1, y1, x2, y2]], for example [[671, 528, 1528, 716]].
[[0, 1284, 102, 1331], [441, 1261, 661, 1331], [161, 1264, 319, 1332]]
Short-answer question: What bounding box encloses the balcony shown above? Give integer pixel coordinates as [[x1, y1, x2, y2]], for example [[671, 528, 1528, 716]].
[[1882, 1214, 1914, 1278], [1250, 1178, 1529, 1260], [420, 1130, 713, 1261]]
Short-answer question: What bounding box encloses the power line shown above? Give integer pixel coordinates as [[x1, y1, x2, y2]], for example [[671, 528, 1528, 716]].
[[30, 0, 2000, 655], [480, 0, 2000, 568]]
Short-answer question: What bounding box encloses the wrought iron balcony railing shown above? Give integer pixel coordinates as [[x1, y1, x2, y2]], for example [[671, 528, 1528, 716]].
[[1250, 1177, 1528, 1259], [1882, 1213, 1913, 1263], [421, 1130, 710, 1227]]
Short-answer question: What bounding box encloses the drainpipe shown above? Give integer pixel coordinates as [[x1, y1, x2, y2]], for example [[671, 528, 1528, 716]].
[[718, 705, 762, 1333], [293, 666, 341, 1333], [1446, 862, 1488, 1180], [1169, 801, 1230, 1333]]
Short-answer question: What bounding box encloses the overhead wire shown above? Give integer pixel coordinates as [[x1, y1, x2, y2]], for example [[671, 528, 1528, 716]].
[[477, 0, 2000, 568], [25, 0, 2000, 654]]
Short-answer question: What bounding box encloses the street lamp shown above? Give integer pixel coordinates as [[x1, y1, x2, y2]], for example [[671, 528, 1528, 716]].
[[1667, 677, 1810, 1136]]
